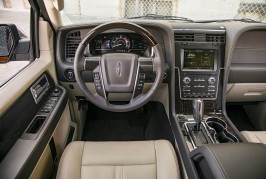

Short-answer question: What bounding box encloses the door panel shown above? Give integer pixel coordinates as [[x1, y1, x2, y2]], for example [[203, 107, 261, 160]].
[[0, 20, 71, 178]]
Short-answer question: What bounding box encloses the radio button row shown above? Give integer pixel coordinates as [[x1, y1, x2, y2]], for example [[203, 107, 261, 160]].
[[182, 92, 215, 98], [194, 78, 205, 82], [194, 85, 205, 88]]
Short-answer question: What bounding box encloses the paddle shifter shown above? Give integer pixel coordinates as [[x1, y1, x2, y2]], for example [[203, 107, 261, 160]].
[[193, 99, 204, 131]]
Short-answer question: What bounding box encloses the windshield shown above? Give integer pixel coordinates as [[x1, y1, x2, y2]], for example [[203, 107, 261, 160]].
[[62, 0, 266, 24]]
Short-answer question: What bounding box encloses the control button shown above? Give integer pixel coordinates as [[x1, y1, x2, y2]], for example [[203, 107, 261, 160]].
[[67, 71, 74, 78], [51, 93, 59, 97], [134, 76, 145, 98], [65, 69, 75, 81], [45, 103, 54, 107], [94, 79, 100, 83], [96, 86, 102, 90], [194, 85, 205, 88], [139, 73, 146, 80], [139, 80, 145, 84], [183, 77, 191, 84], [194, 78, 205, 82], [208, 77, 216, 84], [40, 109, 50, 113], [44, 105, 52, 109], [54, 88, 59, 93], [95, 82, 102, 90], [93, 72, 104, 91], [93, 72, 100, 80], [49, 97, 58, 102]]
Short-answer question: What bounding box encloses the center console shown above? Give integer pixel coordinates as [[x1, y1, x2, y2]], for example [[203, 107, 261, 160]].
[[174, 26, 241, 150], [179, 49, 219, 100]]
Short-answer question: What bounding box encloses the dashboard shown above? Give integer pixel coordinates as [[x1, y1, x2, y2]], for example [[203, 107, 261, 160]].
[[88, 33, 150, 56], [56, 22, 266, 104]]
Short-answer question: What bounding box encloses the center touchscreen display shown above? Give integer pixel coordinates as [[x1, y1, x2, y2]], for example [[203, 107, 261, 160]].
[[183, 49, 215, 70]]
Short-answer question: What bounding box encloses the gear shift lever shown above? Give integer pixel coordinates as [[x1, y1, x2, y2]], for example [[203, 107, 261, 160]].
[[193, 99, 204, 131]]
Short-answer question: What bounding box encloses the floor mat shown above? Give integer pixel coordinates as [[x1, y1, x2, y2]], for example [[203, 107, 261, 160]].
[[82, 120, 145, 141], [82, 102, 175, 143], [226, 105, 256, 131]]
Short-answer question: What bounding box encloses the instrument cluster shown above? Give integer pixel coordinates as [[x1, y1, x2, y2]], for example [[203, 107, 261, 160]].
[[88, 33, 150, 56]]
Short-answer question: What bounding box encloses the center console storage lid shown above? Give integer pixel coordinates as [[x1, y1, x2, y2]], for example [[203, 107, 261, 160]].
[[190, 143, 266, 179]]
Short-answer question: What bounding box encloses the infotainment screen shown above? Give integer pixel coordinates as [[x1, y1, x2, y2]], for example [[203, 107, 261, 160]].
[[183, 49, 215, 70]]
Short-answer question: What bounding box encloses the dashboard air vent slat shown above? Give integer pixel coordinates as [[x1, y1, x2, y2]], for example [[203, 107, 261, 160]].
[[174, 34, 194, 42], [65, 31, 81, 62], [206, 34, 225, 43]]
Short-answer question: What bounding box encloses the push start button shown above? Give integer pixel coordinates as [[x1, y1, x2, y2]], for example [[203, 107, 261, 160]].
[[65, 69, 75, 81]]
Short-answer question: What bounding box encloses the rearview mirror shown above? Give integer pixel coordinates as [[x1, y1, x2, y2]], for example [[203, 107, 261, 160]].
[[0, 24, 19, 63]]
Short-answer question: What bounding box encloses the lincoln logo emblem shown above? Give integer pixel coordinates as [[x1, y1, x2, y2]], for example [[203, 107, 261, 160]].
[[116, 62, 122, 77]]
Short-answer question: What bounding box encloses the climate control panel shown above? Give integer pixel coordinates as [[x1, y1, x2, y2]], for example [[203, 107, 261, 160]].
[[180, 75, 218, 99]]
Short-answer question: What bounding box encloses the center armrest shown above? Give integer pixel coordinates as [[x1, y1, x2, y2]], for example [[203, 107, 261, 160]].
[[190, 143, 266, 179]]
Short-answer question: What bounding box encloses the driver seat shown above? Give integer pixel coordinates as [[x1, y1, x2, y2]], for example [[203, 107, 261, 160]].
[[56, 140, 180, 179]]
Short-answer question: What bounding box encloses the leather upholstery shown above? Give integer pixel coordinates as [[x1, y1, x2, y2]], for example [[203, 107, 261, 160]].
[[191, 143, 266, 179], [241, 131, 266, 144], [56, 140, 180, 179]]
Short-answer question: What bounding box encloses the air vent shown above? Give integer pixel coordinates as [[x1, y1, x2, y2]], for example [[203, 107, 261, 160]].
[[174, 33, 194, 42], [206, 34, 225, 43], [65, 31, 81, 62]]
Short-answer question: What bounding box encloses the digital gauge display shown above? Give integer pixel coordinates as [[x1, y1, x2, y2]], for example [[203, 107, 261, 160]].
[[183, 49, 215, 70], [89, 33, 149, 56]]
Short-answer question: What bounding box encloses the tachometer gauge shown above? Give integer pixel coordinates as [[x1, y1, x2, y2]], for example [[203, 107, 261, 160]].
[[111, 35, 130, 51]]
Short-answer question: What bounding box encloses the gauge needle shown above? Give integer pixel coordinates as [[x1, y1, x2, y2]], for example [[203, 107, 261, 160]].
[[112, 43, 123, 47]]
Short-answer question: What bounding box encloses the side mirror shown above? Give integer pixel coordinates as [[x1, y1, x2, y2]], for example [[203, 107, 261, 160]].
[[0, 24, 20, 63]]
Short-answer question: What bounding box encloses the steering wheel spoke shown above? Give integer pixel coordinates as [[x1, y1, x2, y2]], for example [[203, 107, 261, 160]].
[[138, 57, 154, 72], [84, 57, 100, 71]]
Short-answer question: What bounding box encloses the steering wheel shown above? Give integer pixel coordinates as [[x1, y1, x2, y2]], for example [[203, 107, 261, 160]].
[[74, 22, 165, 112]]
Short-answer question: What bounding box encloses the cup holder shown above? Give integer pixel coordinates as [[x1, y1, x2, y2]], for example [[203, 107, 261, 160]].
[[205, 117, 238, 143]]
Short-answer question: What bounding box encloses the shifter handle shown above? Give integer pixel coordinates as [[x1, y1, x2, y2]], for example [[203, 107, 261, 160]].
[[193, 99, 204, 130]]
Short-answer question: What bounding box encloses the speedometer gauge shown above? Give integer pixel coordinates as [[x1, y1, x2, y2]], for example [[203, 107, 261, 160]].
[[111, 35, 130, 51]]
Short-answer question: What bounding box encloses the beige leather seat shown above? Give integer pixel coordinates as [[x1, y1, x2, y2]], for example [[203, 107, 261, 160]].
[[57, 140, 180, 179], [241, 131, 266, 144]]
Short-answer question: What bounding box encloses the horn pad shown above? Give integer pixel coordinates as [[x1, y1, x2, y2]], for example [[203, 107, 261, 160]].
[[101, 53, 138, 93]]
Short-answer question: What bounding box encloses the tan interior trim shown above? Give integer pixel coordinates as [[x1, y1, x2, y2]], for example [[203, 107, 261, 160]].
[[0, 20, 57, 115], [43, 0, 63, 29], [226, 83, 266, 102], [53, 103, 72, 158], [29, 145, 53, 179]]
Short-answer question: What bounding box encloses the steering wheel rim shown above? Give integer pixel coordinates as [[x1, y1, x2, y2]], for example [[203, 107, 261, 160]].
[[74, 22, 165, 112]]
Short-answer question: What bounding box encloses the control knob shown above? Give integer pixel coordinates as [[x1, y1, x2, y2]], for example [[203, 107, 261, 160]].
[[208, 77, 215, 84], [183, 77, 191, 84]]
